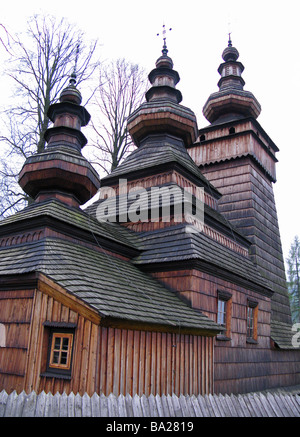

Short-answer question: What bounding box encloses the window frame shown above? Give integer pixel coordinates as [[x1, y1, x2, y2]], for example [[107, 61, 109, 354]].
[[42, 322, 76, 379], [246, 299, 258, 344], [216, 290, 232, 341], [217, 299, 227, 327], [49, 332, 74, 371]]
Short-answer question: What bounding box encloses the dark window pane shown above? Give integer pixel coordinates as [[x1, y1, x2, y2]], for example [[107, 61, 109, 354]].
[[247, 307, 254, 337], [61, 352, 68, 365], [52, 351, 60, 364], [54, 337, 61, 350], [62, 338, 69, 350]]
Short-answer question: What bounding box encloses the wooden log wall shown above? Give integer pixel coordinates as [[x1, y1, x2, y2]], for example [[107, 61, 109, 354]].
[[0, 288, 214, 397]]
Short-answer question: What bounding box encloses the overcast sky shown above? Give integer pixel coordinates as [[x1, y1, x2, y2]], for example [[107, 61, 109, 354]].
[[1, 0, 299, 263]]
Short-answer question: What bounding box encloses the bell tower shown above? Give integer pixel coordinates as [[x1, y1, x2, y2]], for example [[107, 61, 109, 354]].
[[188, 38, 292, 329]]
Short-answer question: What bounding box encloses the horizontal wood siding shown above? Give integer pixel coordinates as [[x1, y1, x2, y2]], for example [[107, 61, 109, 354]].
[[0, 290, 34, 394]]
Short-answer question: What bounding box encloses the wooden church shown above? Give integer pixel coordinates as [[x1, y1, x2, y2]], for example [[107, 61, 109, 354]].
[[0, 36, 299, 397]]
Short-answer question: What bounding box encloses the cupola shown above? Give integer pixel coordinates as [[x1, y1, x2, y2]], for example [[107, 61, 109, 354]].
[[18, 74, 100, 208], [127, 40, 198, 147], [202, 37, 261, 124]]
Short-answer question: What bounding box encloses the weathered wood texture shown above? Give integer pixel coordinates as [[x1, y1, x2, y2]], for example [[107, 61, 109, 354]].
[[124, 218, 248, 256], [108, 171, 217, 209], [0, 388, 299, 417], [151, 269, 300, 394], [214, 347, 300, 395], [0, 288, 213, 397], [152, 269, 272, 346], [197, 156, 291, 324], [190, 120, 277, 180], [0, 289, 34, 394]]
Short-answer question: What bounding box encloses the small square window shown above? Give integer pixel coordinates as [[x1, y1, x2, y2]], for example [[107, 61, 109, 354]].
[[43, 327, 75, 378], [49, 333, 73, 370]]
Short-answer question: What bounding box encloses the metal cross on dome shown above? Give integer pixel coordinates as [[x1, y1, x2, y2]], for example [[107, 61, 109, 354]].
[[157, 24, 172, 53]]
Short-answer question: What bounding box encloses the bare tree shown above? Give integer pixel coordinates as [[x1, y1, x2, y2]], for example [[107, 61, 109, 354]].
[[0, 23, 14, 54], [287, 235, 300, 323], [0, 14, 100, 217], [87, 58, 147, 175]]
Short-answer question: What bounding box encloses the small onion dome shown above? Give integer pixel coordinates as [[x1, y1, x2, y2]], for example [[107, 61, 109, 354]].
[[18, 72, 100, 207], [222, 45, 239, 62], [127, 45, 198, 147], [59, 73, 82, 105], [155, 52, 174, 69]]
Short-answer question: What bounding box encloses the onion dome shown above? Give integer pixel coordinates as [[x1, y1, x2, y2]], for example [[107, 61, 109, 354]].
[[222, 36, 239, 62], [18, 76, 100, 207], [59, 72, 82, 105], [127, 42, 198, 147], [203, 38, 261, 124], [145, 41, 182, 104]]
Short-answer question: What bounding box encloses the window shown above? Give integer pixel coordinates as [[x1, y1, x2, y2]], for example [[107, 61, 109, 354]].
[[42, 322, 76, 378], [229, 126, 236, 135], [247, 300, 258, 343], [217, 291, 232, 340], [0, 323, 5, 348], [247, 306, 254, 338], [217, 299, 226, 326], [49, 333, 73, 370]]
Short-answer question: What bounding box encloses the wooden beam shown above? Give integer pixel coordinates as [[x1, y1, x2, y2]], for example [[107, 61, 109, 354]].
[[37, 273, 101, 325], [99, 315, 219, 337]]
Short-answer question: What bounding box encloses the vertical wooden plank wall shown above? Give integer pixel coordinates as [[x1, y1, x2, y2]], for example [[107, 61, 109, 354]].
[[0, 289, 214, 396]]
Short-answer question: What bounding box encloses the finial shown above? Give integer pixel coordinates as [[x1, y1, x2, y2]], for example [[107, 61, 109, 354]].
[[157, 24, 172, 55], [69, 44, 80, 86], [60, 43, 82, 104], [228, 32, 232, 47]]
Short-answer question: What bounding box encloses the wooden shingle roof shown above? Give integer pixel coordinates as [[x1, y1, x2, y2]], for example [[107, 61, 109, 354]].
[[0, 199, 141, 254], [0, 237, 220, 334], [102, 134, 220, 198], [271, 320, 298, 350], [134, 224, 272, 295]]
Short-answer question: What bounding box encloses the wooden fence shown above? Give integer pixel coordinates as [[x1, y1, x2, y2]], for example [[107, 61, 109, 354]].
[[0, 388, 299, 417]]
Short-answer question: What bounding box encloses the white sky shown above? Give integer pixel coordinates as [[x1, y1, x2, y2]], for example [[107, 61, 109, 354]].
[[1, 0, 299, 263]]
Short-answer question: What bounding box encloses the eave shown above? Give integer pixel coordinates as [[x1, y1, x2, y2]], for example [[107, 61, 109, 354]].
[[0, 209, 140, 260], [0, 271, 220, 337], [136, 259, 274, 298]]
